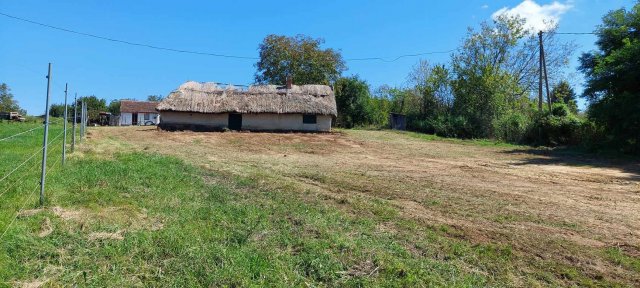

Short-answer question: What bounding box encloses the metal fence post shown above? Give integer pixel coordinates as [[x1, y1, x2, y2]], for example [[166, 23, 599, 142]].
[[62, 83, 68, 165], [79, 101, 84, 142], [40, 63, 52, 206], [72, 93, 77, 152], [82, 101, 87, 139]]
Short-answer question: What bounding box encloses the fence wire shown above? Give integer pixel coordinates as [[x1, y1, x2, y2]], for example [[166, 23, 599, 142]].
[[0, 183, 39, 240], [0, 124, 44, 143], [0, 130, 65, 184], [0, 128, 69, 241]]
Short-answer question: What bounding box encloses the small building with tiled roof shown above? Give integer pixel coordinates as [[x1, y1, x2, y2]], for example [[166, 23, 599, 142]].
[[119, 100, 160, 126]]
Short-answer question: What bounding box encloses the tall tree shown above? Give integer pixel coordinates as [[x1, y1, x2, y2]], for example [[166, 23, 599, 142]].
[[49, 104, 66, 117], [255, 34, 346, 85], [407, 60, 453, 117], [78, 95, 107, 122], [334, 76, 371, 128], [579, 2, 640, 153], [451, 16, 530, 138], [0, 83, 23, 113], [550, 81, 578, 114], [107, 99, 121, 115]]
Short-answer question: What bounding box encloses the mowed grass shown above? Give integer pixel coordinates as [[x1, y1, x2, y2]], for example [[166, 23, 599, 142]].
[[0, 124, 636, 286], [0, 119, 72, 238], [0, 125, 506, 287], [0, 152, 507, 286]]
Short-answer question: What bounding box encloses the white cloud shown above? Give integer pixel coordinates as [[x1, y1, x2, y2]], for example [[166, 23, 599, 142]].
[[481, 4, 489, 9], [492, 0, 573, 32]]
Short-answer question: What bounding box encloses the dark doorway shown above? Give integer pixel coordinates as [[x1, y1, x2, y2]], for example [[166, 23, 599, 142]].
[[132, 113, 138, 125], [228, 113, 242, 130]]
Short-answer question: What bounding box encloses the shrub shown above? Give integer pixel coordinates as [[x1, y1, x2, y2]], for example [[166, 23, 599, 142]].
[[526, 110, 583, 146], [493, 112, 531, 143]]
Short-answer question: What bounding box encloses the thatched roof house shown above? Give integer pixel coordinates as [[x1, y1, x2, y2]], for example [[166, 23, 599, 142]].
[[157, 81, 336, 132]]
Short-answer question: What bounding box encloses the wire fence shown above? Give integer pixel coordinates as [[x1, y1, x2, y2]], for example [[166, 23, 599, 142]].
[[0, 112, 87, 242]]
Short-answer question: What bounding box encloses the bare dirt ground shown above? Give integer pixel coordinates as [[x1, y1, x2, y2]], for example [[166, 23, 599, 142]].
[[87, 126, 640, 285]]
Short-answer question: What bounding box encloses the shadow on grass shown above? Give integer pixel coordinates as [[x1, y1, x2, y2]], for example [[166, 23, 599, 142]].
[[502, 147, 640, 181]]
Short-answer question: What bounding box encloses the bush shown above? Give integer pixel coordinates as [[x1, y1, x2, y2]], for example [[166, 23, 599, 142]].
[[493, 112, 531, 143], [526, 110, 583, 146], [551, 103, 570, 117]]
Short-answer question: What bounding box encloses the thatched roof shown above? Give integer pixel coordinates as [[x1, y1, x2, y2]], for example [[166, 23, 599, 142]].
[[157, 81, 337, 116], [120, 100, 159, 113]]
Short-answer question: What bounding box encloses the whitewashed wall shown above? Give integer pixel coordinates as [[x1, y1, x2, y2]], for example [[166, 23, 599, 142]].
[[160, 112, 332, 131], [119, 112, 160, 126], [242, 114, 332, 131], [120, 112, 132, 125], [160, 112, 228, 129]]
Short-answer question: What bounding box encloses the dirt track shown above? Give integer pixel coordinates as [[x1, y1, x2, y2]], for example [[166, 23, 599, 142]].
[[87, 126, 640, 284]]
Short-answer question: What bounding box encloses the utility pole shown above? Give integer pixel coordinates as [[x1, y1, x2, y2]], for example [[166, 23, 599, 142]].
[[538, 31, 543, 111], [40, 63, 52, 206], [541, 40, 552, 111], [62, 83, 68, 165], [72, 93, 77, 152]]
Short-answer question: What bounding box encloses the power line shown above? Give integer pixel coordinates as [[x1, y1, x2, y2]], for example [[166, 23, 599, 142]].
[[0, 11, 458, 63], [0, 11, 258, 60], [347, 49, 458, 62], [555, 32, 597, 35]]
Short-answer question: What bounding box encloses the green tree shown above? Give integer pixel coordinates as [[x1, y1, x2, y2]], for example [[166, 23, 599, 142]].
[[147, 95, 164, 102], [408, 60, 453, 118], [78, 95, 107, 122], [451, 16, 530, 138], [107, 100, 121, 115], [255, 34, 346, 85], [49, 104, 66, 117], [334, 76, 372, 128], [579, 2, 640, 153], [0, 83, 23, 113], [551, 81, 578, 114]]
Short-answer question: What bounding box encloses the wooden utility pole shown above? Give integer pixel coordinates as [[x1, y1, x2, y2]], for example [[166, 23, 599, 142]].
[[538, 31, 544, 111], [541, 40, 552, 111]]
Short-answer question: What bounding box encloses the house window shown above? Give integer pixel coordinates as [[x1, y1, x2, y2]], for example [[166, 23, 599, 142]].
[[144, 113, 150, 121], [303, 114, 317, 124]]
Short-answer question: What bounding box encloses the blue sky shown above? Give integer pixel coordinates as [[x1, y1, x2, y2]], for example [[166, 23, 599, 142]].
[[0, 0, 635, 115]]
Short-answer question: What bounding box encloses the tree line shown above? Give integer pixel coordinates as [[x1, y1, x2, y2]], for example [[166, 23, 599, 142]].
[[255, 3, 639, 154]]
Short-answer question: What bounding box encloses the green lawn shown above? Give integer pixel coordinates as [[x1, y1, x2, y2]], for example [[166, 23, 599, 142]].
[[0, 119, 74, 233], [0, 123, 635, 287]]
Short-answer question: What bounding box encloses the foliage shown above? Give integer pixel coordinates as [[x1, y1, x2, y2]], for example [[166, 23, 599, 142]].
[[255, 34, 346, 85], [493, 112, 532, 143], [526, 103, 584, 146], [49, 103, 66, 117], [0, 83, 25, 115], [107, 99, 121, 115], [147, 95, 164, 102], [78, 95, 107, 122], [451, 16, 536, 138], [551, 81, 579, 114], [334, 76, 374, 128], [579, 2, 640, 154]]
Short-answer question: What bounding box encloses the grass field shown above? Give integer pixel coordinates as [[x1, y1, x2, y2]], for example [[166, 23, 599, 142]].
[[1, 124, 639, 287]]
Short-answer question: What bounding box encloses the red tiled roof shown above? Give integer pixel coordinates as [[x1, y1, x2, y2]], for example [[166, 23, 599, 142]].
[[120, 100, 158, 113]]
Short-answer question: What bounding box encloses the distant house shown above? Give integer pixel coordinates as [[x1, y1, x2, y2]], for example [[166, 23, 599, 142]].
[[156, 81, 337, 132], [119, 100, 160, 126]]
